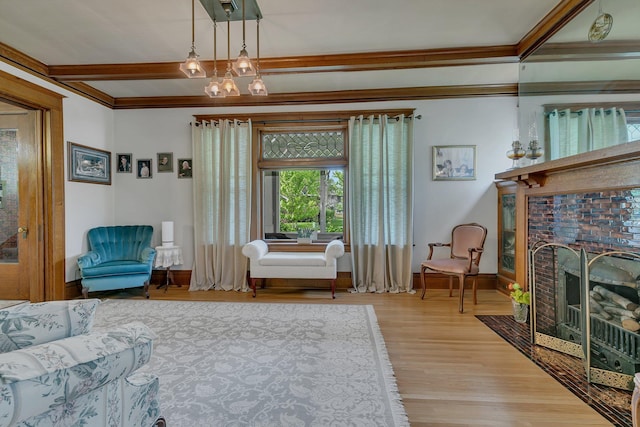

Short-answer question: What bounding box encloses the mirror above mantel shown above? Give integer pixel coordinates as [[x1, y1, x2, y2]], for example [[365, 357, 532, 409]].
[[516, 0, 640, 167]]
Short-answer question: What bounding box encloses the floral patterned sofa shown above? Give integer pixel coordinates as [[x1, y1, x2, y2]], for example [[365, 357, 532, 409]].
[[0, 299, 165, 427]]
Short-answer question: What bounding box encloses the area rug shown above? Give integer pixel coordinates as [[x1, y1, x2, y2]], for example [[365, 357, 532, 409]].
[[476, 314, 632, 427], [93, 300, 408, 427]]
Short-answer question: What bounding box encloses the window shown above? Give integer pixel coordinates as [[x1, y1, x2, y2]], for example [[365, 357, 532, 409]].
[[258, 127, 348, 243]]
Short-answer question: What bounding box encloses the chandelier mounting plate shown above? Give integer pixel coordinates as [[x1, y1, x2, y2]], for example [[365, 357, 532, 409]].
[[199, 0, 262, 22]]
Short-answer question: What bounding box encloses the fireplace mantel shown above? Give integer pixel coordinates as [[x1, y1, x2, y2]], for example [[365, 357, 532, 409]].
[[495, 141, 640, 189], [494, 140, 640, 288]]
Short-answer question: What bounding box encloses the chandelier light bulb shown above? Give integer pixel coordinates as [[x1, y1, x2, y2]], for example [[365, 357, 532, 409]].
[[221, 71, 240, 96]]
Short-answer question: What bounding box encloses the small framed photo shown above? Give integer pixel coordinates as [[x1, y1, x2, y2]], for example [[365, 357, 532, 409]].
[[116, 153, 132, 173], [433, 145, 476, 181], [137, 159, 152, 179], [68, 141, 111, 185], [157, 152, 173, 173], [178, 158, 192, 178]]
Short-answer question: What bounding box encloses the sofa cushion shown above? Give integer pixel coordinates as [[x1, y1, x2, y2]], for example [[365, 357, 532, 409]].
[[81, 260, 151, 278], [0, 299, 100, 354], [259, 252, 327, 267]]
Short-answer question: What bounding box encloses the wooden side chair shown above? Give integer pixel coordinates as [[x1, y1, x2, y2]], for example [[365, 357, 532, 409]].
[[420, 223, 487, 313]]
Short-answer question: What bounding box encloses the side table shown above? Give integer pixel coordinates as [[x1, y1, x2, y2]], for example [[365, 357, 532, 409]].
[[154, 245, 184, 292]]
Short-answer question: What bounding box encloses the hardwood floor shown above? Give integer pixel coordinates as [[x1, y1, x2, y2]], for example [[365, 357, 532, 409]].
[[134, 286, 614, 426]]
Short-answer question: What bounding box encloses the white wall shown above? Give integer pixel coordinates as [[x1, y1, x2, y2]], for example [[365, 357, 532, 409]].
[[0, 62, 115, 283], [0, 61, 516, 283], [114, 98, 517, 277]]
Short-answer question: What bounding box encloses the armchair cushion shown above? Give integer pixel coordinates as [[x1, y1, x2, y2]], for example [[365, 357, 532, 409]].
[[0, 299, 100, 353]]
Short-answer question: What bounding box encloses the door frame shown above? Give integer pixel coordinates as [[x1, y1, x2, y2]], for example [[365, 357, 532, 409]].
[[0, 69, 65, 301]]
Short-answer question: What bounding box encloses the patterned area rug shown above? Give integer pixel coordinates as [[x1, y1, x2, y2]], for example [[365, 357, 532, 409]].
[[93, 300, 408, 427], [477, 314, 632, 427]]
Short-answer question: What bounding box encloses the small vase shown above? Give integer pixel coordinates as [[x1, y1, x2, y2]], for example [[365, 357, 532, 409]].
[[512, 299, 529, 324]]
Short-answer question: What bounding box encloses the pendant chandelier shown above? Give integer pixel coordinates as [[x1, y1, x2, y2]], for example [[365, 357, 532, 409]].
[[184, 0, 267, 96], [179, 0, 207, 78]]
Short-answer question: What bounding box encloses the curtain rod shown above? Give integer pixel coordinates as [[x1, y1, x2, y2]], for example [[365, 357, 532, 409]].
[[194, 114, 421, 126]]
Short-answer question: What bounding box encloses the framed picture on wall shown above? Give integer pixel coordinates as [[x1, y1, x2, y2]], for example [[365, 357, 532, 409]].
[[68, 141, 112, 185], [432, 145, 476, 181], [137, 159, 152, 179], [116, 153, 132, 173], [178, 158, 192, 178], [157, 152, 173, 173]]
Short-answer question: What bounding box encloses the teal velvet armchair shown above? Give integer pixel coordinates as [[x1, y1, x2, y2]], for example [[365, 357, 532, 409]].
[[78, 225, 156, 298]]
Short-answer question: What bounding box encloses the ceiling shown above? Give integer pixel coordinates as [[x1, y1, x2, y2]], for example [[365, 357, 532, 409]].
[[0, 0, 598, 108]]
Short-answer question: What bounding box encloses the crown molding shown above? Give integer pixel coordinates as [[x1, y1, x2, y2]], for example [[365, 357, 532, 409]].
[[520, 80, 640, 96]]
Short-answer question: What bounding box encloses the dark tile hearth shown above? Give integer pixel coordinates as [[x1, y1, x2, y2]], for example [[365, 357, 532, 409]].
[[476, 315, 632, 427]]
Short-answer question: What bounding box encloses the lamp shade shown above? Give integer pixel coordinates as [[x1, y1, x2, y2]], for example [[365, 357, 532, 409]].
[[162, 221, 174, 247]]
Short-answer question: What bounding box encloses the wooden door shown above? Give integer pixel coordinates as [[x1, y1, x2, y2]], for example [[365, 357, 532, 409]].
[[0, 102, 39, 300]]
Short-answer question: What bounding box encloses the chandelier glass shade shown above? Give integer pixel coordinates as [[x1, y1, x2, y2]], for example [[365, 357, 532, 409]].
[[247, 18, 267, 96], [204, 20, 226, 98], [231, 0, 256, 77], [180, 0, 206, 78], [221, 16, 240, 96]]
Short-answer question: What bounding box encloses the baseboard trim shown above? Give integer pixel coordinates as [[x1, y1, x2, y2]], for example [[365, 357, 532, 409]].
[[65, 271, 497, 297]]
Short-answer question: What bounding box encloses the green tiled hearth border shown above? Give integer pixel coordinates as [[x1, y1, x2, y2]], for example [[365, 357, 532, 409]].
[[476, 315, 632, 427]]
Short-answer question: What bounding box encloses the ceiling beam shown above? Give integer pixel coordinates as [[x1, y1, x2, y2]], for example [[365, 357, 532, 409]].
[[517, 0, 595, 59], [47, 46, 519, 82], [112, 84, 518, 109]]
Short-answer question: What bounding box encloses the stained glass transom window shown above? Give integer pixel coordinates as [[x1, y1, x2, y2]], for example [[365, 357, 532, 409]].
[[262, 131, 344, 159]]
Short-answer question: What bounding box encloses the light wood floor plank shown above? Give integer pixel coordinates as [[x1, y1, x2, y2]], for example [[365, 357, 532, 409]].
[[126, 286, 615, 426]]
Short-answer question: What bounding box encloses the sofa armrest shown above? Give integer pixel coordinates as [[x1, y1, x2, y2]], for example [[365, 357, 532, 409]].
[[242, 240, 269, 260], [0, 299, 101, 353], [78, 250, 102, 270], [324, 240, 345, 266], [0, 322, 156, 427], [139, 246, 157, 268]]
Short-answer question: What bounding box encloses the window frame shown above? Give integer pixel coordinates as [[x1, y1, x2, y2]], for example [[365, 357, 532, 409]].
[[255, 123, 349, 250]]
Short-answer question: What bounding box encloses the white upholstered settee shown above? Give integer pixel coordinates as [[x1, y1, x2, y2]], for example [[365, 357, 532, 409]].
[[0, 299, 165, 427], [242, 239, 345, 298]]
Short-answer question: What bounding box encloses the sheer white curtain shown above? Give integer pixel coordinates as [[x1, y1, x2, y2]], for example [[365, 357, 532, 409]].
[[589, 107, 628, 150], [549, 107, 627, 160], [348, 114, 414, 293], [189, 119, 252, 292]]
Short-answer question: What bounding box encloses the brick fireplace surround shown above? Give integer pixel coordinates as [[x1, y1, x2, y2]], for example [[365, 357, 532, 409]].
[[495, 141, 640, 419]]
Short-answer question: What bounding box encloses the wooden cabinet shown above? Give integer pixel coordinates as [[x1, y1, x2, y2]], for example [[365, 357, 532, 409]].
[[495, 181, 517, 295]]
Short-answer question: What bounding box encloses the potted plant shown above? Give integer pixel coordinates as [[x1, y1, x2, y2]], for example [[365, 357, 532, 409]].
[[508, 282, 530, 323]]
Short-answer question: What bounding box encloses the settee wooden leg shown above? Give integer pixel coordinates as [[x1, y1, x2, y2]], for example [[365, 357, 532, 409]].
[[81, 286, 89, 299], [330, 279, 336, 299], [144, 281, 150, 299], [249, 278, 257, 297]]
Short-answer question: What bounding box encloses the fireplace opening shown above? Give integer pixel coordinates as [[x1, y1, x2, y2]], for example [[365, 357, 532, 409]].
[[557, 255, 640, 376]]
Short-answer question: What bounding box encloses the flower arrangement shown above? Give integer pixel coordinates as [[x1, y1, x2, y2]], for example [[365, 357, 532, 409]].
[[508, 282, 530, 305]]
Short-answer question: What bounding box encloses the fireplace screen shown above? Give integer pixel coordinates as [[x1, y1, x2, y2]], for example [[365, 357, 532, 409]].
[[530, 242, 640, 390]]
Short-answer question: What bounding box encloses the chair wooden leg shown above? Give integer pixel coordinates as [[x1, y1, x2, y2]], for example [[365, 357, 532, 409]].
[[473, 277, 478, 305], [458, 274, 465, 313], [448, 276, 453, 297], [420, 266, 427, 299]]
